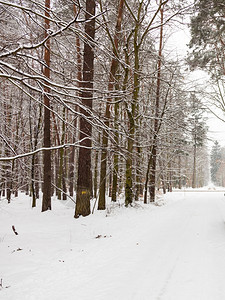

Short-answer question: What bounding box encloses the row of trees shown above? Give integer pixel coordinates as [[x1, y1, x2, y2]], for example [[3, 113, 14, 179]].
[[189, 0, 224, 187], [0, 0, 210, 217]]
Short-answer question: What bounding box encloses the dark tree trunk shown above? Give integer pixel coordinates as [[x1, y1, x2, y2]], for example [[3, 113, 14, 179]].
[[31, 154, 36, 207], [111, 100, 119, 202], [4, 98, 12, 204], [42, 0, 51, 212], [192, 140, 197, 188], [69, 144, 75, 197], [149, 3, 164, 203], [178, 154, 182, 189], [93, 142, 100, 199], [75, 0, 96, 218]]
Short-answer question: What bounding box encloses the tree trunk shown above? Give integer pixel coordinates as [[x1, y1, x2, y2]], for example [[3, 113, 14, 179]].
[[31, 154, 36, 207], [178, 154, 182, 189], [149, 3, 164, 203], [125, 117, 135, 206], [98, 0, 125, 210], [57, 107, 66, 200], [192, 140, 197, 188], [75, 0, 96, 218], [98, 134, 107, 210], [69, 4, 82, 197], [111, 101, 119, 202], [125, 11, 140, 207], [42, 0, 51, 212], [69, 144, 75, 197], [135, 145, 142, 201], [93, 135, 100, 199], [4, 93, 12, 203], [144, 151, 152, 204]]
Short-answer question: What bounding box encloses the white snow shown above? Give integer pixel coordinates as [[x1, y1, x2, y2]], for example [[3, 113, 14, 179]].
[[1, 189, 225, 299]]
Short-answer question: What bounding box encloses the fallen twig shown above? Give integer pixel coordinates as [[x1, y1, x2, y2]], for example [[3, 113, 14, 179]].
[[12, 225, 18, 235]]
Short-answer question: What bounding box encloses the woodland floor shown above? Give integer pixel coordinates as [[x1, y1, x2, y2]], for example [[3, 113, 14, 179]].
[[1, 188, 225, 299]]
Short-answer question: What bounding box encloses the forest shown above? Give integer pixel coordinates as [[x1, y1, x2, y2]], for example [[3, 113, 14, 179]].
[[0, 0, 224, 217]]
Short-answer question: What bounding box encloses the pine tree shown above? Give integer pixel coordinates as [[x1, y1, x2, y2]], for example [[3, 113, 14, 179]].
[[188, 0, 225, 78], [210, 141, 221, 185], [188, 94, 207, 188]]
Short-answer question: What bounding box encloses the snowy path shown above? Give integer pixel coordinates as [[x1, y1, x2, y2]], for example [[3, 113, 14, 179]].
[[128, 193, 225, 300], [1, 191, 225, 299]]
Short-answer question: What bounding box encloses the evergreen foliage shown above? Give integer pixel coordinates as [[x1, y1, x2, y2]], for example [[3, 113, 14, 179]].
[[210, 141, 221, 185], [188, 0, 225, 78]]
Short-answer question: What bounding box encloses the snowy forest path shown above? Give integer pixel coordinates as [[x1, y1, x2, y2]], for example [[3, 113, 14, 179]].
[[2, 191, 225, 300], [128, 192, 225, 300]]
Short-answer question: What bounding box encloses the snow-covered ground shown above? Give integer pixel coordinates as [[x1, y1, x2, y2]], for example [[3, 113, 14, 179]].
[[1, 188, 225, 300]]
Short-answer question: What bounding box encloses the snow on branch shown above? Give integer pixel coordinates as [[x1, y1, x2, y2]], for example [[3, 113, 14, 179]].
[[0, 139, 94, 162], [0, 17, 78, 59]]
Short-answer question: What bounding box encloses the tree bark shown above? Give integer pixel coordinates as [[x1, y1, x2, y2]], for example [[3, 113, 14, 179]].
[[192, 137, 197, 188], [69, 4, 82, 197], [57, 107, 66, 200], [111, 96, 119, 202], [75, 0, 96, 218], [98, 0, 125, 210], [125, 2, 141, 206], [42, 0, 51, 212], [149, 3, 164, 202]]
